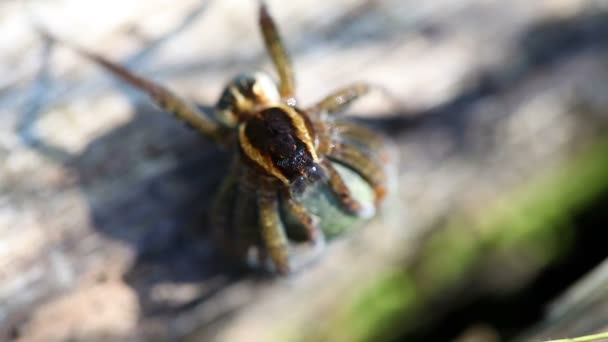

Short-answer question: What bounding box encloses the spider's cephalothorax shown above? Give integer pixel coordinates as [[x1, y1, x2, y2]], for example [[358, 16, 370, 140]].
[[58, 2, 390, 274]]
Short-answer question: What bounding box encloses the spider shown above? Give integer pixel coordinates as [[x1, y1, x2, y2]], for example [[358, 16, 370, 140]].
[[46, 1, 391, 274]]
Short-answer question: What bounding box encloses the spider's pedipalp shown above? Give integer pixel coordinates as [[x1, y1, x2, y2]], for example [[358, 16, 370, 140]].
[[282, 192, 322, 243], [319, 159, 369, 217]]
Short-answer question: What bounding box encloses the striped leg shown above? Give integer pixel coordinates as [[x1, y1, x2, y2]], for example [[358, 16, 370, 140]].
[[258, 184, 291, 274], [308, 82, 401, 115], [41, 30, 225, 143], [210, 161, 240, 250], [282, 193, 322, 243], [332, 119, 386, 153], [258, 1, 296, 103], [328, 141, 387, 206], [232, 186, 255, 262], [320, 159, 365, 216], [309, 83, 371, 115], [230, 166, 263, 264]]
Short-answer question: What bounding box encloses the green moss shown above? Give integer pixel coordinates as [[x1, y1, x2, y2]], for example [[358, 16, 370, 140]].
[[315, 272, 419, 342], [418, 139, 608, 293], [300, 138, 608, 341], [415, 221, 482, 292], [485, 140, 608, 269]]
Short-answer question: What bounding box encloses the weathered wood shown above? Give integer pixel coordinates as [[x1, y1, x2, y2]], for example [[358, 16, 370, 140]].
[[518, 258, 608, 341], [2, 0, 608, 341]]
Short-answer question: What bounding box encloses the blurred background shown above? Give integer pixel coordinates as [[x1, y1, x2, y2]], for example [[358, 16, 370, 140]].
[[2, 0, 608, 341]]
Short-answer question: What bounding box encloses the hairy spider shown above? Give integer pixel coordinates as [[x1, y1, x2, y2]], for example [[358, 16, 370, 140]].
[[49, 1, 392, 274]]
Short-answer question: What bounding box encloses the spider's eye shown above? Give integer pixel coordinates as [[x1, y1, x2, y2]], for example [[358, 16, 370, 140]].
[[249, 72, 280, 104], [216, 73, 280, 125]]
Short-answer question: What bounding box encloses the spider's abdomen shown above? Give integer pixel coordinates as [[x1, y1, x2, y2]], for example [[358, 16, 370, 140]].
[[238, 105, 319, 185]]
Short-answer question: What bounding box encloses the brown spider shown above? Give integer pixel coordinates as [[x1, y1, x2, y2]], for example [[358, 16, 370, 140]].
[[47, 1, 391, 274]]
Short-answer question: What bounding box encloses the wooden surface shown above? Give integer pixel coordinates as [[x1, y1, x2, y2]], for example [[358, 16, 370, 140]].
[[518, 258, 608, 341], [2, 0, 608, 341]]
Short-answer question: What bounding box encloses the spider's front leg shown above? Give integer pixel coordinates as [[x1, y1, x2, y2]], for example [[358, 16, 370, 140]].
[[258, 1, 296, 103]]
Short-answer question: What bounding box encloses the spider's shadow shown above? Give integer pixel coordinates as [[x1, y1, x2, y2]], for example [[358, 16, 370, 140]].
[[16, 0, 250, 322], [72, 103, 240, 315]]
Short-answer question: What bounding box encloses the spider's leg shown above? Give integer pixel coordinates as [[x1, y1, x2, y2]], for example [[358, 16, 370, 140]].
[[233, 172, 259, 263], [320, 158, 366, 216], [328, 141, 387, 206], [259, 1, 296, 102], [308, 82, 400, 115], [43, 32, 224, 143], [258, 183, 291, 274], [255, 235, 269, 270], [309, 83, 371, 115], [210, 162, 239, 250], [332, 119, 386, 153]]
